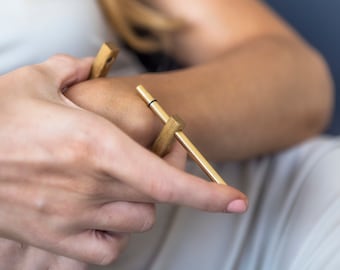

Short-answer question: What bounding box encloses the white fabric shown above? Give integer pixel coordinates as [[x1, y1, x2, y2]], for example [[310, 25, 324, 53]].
[[0, 1, 339, 269], [93, 137, 340, 270], [0, 0, 145, 76]]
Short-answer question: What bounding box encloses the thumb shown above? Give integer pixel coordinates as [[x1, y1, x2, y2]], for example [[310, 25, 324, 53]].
[[37, 55, 93, 89]]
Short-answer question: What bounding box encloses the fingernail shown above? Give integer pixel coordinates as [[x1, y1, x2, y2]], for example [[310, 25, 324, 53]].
[[226, 199, 247, 213]]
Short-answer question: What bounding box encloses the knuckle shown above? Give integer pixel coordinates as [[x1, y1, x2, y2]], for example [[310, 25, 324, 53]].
[[87, 233, 128, 265], [59, 123, 97, 164], [31, 193, 50, 214], [70, 175, 103, 198], [138, 204, 156, 232], [47, 54, 79, 86], [93, 250, 119, 266], [150, 179, 176, 204]]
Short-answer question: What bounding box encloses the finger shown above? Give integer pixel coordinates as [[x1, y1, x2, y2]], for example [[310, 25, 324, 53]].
[[163, 141, 187, 170], [19, 247, 57, 270], [89, 177, 153, 203], [24, 247, 87, 270], [36, 55, 93, 89], [50, 256, 87, 270], [96, 128, 248, 213], [0, 241, 87, 270], [55, 231, 129, 266], [79, 202, 155, 233], [0, 238, 24, 269]]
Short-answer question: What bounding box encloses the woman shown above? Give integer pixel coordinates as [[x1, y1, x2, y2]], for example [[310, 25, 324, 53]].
[[0, 0, 338, 269]]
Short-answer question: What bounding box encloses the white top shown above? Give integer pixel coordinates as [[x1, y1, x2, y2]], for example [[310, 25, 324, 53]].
[[0, 0, 144, 76]]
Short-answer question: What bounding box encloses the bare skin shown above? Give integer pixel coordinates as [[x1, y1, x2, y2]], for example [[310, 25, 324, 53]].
[[67, 0, 333, 161], [0, 55, 247, 269], [0, 0, 333, 269]]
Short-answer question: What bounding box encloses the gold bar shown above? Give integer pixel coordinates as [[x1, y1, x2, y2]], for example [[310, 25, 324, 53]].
[[89, 42, 119, 79], [175, 132, 226, 185], [152, 116, 184, 156], [136, 85, 227, 185], [136, 86, 169, 123]]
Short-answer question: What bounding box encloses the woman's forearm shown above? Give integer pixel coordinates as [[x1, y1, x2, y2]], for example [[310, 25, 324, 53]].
[[68, 0, 333, 161], [126, 35, 333, 161]]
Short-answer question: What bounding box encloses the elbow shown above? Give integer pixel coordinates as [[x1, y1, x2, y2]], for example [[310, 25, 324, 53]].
[[302, 47, 334, 136]]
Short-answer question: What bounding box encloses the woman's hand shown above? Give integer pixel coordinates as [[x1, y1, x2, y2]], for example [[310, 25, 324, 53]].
[[0, 55, 247, 266]]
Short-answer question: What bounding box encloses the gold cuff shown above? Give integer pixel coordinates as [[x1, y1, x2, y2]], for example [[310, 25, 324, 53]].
[[152, 115, 184, 156]]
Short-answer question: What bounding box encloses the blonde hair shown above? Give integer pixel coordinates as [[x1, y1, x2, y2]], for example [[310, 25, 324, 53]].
[[99, 0, 181, 53]]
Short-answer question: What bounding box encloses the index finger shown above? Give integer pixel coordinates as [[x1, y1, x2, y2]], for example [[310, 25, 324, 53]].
[[97, 126, 248, 213]]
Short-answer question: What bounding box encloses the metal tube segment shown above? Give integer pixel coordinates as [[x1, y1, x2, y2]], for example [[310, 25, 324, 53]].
[[136, 85, 227, 185]]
